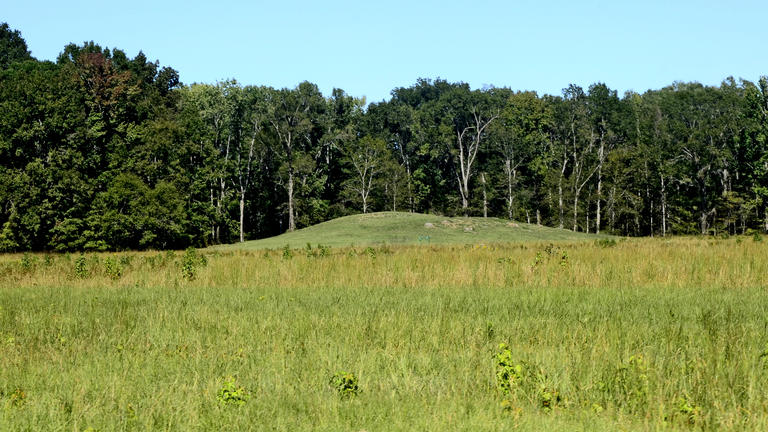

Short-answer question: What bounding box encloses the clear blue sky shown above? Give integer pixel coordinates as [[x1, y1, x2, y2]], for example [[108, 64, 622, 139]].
[[5, 0, 768, 103]]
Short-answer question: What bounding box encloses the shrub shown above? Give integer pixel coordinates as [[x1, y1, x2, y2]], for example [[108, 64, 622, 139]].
[[282, 244, 293, 260], [103, 257, 122, 280], [181, 247, 206, 281], [329, 371, 360, 399], [305, 242, 316, 258], [216, 376, 250, 406], [74, 254, 88, 278], [494, 343, 523, 395], [19, 253, 34, 272], [538, 385, 561, 412], [677, 396, 701, 425], [119, 255, 132, 267], [596, 238, 618, 248], [5, 387, 27, 407]]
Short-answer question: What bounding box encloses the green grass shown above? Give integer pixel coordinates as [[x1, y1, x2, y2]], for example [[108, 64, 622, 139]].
[[219, 211, 609, 250], [1, 237, 767, 430]]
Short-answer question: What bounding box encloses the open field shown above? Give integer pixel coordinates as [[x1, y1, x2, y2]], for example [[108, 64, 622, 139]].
[[217, 212, 608, 250], [1, 237, 768, 430]]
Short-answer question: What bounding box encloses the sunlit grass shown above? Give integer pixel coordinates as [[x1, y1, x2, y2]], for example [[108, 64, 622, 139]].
[[1, 236, 767, 430], [217, 211, 608, 250]]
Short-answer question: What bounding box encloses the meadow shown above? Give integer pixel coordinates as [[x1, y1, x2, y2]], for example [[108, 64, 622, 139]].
[[1, 236, 768, 431]]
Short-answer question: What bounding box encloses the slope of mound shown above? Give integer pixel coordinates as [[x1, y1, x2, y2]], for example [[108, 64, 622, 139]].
[[218, 212, 610, 250]]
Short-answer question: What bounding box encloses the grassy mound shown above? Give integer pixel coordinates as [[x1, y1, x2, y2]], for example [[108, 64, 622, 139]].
[[221, 211, 609, 250]]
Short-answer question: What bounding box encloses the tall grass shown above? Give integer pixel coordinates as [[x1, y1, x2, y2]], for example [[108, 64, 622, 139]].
[[1, 237, 767, 430]]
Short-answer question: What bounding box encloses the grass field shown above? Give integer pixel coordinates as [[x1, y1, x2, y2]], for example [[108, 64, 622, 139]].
[[1, 234, 768, 430], [218, 212, 606, 250]]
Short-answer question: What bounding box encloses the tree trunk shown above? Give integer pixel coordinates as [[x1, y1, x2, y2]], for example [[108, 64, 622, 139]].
[[481, 173, 488, 218], [505, 159, 513, 219], [461, 174, 470, 216], [287, 169, 295, 231], [558, 173, 565, 229], [661, 175, 667, 237], [239, 191, 245, 243], [573, 196, 579, 232], [558, 154, 568, 229], [586, 208, 589, 233], [210, 188, 216, 243], [457, 171, 469, 216], [609, 187, 616, 231], [596, 166, 602, 234]]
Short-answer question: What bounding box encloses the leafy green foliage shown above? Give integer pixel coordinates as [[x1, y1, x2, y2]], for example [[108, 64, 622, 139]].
[[103, 257, 122, 280], [494, 343, 524, 395], [216, 376, 250, 406], [180, 247, 205, 281], [74, 254, 88, 278], [1, 21, 768, 253], [494, 343, 563, 412], [677, 396, 702, 425], [19, 253, 33, 272], [5, 387, 27, 408], [595, 238, 617, 248], [329, 371, 360, 399]]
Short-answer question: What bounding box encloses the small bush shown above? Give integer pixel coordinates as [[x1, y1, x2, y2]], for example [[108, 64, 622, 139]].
[[216, 376, 250, 406], [119, 255, 132, 267], [103, 257, 122, 280], [282, 244, 293, 260], [330, 371, 360, 399], [74, 254, 88, 278], [531, 251, 544, 269], [677, 396, 701, 425], [305, 243, 316, 258], [181, 247, 206, 281], [495, 343, 524, 395], [20, 253, 34, 272], [596, 238, 617, 248], [538, 385, 561, 412], [7, 387, 27, 407]]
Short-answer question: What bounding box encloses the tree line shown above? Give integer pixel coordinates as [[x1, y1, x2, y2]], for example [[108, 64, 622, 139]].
[[1, 23, 767, 251]]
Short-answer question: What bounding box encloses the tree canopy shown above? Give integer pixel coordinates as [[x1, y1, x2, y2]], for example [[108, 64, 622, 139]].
[[1, 23, 767, 251]]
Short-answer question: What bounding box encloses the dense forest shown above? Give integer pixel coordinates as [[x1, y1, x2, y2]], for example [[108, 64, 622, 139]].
[[1, 23, 767, 251]]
